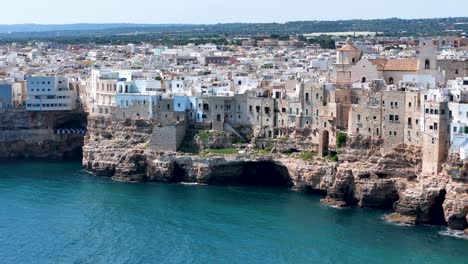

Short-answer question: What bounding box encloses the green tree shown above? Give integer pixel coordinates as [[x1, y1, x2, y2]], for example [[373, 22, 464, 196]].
[[336, 132, 347, 148]]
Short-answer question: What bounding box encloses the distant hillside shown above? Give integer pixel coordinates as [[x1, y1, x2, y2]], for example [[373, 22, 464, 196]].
[[0, 18, 466, 44], [0, 24, 182, 33]]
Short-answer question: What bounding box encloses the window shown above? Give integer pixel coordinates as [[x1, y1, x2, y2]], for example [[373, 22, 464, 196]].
[[357, 114, 361, 122], [249, 105, 252, 112], [394, 132, 397, 136], [167, 104, 170, 110], [305, 109, 309, 116], [373, 116, 376, 120], [389, 131, 392, 136], [305, 93, 309, 102], [389, 115, 394, 121], [433, 123, 438, 130], [453, 127, 457, 133], [409, 102, 412, 107]]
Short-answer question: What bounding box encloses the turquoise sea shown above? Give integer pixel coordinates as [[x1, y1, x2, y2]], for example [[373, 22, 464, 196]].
[[0, 162, 467, 264]]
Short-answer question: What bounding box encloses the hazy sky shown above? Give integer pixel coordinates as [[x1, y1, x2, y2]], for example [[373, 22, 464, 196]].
[[1, 0, 466, 24]]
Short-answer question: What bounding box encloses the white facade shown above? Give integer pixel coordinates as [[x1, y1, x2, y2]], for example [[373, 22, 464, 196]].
[[26, 76, 77, 111]]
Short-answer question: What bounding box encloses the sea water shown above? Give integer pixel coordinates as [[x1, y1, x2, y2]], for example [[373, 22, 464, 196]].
[[0, 162, 467, 264]]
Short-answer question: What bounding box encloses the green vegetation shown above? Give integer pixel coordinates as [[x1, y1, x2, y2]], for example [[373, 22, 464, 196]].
[[2, 17, 466, 45], [299, 151, 316, 161], [281, 148, 296, 154], [201, 148, 238, 156], [197, 131, 211, 140], [305, 35, 336, 49], [327, 152, 339, 162], [336, 132, 348, 148], [255, 148, 271, 155]]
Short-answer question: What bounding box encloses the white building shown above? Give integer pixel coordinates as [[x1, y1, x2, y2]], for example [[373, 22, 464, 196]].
[[26, 76, 77, 111]]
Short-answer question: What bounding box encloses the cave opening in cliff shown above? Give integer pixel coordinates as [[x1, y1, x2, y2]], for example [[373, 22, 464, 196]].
[[303, 186, 327, 197], [208, 162, 292, 187], [171, 163, 188, 183], [428, 189, 447, 225]]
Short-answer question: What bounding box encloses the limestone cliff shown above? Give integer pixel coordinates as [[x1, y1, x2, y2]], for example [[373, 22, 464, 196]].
[[83, 117, 468, 232], [0, 111, 87, 160]]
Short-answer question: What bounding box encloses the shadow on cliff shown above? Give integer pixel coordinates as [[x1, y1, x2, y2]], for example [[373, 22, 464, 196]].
[[428, 189, 447, 226], [170, 161, 293, 187]]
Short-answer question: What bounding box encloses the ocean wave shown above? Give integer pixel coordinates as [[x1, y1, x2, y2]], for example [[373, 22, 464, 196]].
[[439, 228, 468, 240], [179, 182, 208, 186]]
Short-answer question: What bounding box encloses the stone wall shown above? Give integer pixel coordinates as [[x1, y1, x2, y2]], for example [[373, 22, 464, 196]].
[[149, 123, 186, 152], [0, 110, 87, 160]]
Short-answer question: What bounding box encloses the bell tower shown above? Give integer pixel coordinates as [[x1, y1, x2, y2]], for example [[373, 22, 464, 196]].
[[418, 38, 437, 71]]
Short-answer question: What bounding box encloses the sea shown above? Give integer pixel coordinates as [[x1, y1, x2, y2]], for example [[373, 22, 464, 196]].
[[0, 162, 466, 264]]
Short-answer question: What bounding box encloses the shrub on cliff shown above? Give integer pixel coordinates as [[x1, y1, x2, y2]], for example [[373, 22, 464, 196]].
[[337, 132, 348, 148]]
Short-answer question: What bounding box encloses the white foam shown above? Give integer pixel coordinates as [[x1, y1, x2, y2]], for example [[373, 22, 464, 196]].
[[179, 182, 207, 186], [439, 228, 468, 240]]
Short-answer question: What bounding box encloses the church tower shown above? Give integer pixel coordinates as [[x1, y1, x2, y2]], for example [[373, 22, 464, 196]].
[[418, 38, 437, 72]]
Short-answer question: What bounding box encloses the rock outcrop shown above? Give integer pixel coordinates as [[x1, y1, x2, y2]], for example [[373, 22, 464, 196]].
[[0, 111, 87, 160], [83, 117, 468, 231]]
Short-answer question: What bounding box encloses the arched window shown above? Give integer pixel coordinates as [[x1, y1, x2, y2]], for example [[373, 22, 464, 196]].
[[425, 59, 430, 69], [352, 58, 356, 63], [455, 69, 459, 74], [125, 85, 129, 93], [118, 85, 122, 93], [362, 77, 367, 83], [389, 77, 394, 84]]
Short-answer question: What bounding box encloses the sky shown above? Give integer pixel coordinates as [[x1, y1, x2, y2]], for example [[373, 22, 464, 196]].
[[0, 0, 466, 24]]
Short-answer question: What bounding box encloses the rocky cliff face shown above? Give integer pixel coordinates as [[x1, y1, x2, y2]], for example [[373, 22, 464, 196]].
[[83, 117, 468, 232], [0, 111, 87, 160]]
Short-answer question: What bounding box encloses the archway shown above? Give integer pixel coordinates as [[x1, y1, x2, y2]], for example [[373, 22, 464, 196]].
[[319, 130, 330, 157], [425, 59, 430, 69], [361, 77, 367, 83]]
